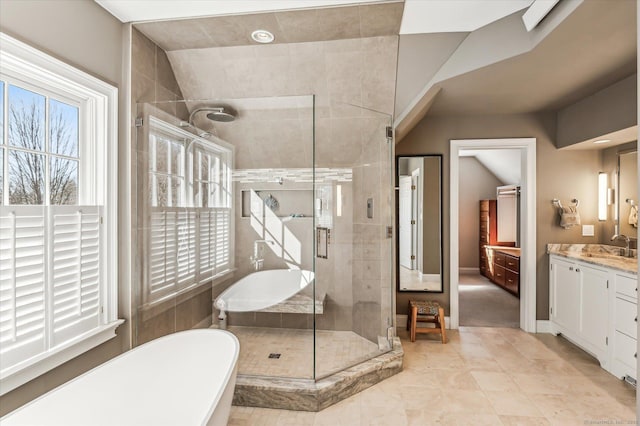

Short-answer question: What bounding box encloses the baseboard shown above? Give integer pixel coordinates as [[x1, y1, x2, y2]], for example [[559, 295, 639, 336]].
[[459, 267, 480, 274], [536, 320, 552, 333], [396, 314, 451, 329]]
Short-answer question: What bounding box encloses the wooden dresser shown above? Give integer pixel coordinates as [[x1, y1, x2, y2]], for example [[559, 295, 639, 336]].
[[479, 200, 519, 297]]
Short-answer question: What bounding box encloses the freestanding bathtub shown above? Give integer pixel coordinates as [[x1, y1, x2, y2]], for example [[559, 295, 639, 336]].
[[1, 329, 239, 426], [215, 269, 314, 313]]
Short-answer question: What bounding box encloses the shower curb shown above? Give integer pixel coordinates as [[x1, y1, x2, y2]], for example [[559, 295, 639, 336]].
[[231, 337, 403, 411]]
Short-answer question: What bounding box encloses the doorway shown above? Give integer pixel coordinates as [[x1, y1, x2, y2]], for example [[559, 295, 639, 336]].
[[450, 138, 537, 332]]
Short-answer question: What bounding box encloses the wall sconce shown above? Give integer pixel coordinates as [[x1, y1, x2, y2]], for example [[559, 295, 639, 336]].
[[598, 172, 608, 221]]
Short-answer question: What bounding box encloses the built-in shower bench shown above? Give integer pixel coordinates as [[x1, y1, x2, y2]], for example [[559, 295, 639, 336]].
[[258, 291, 326, 314]]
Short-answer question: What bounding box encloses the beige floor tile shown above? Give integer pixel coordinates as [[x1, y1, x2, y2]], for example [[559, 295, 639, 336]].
[[484, 391, 543, 417], [440, 389, 496, 414], [471, 371, 519, 392], [435, 412, 504, 426], [227, 328, 636, 425], [499, 415, 551, 425]]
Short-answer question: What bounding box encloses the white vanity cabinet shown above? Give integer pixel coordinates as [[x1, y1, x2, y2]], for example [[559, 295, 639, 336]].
[[610, 272, 638, 381], [549, 256, 609, 365]]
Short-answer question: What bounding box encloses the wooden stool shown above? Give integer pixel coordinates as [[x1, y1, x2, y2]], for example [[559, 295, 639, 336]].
[[407, 300, 446, 343]]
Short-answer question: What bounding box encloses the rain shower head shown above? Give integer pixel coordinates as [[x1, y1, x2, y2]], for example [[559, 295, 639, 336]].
[[189, 106, 236, 124], [206, 108, 236, 122]]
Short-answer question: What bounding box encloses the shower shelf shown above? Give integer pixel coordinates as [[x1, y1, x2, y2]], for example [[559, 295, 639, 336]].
[[258, 291, 326, 314]]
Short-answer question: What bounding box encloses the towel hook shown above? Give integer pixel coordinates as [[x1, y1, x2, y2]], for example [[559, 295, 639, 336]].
[[552, 199, 563, 209], [626, 198, 636, 206], [571, 198, 579, 207]]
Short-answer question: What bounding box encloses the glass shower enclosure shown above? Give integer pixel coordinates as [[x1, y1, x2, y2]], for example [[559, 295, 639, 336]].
[[133, 95, 394, 381]]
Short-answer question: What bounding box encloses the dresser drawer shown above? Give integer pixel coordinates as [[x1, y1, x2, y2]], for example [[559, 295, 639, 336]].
[[505, 269, 519, 293], [493, 264, 506, 285], [505, 255, 519, 272], [614, 330, 638, 370], [494, 252, 506, 266], [615, 297, 638, 339], [616, 274, 638, 299]]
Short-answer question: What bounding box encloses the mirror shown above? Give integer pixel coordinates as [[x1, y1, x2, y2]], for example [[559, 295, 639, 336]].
[[396, 155, 443, 292], [617, 149, 638, 237]]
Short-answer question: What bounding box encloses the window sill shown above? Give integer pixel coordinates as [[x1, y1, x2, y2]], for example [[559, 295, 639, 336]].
[[0, 319, 125, 396]]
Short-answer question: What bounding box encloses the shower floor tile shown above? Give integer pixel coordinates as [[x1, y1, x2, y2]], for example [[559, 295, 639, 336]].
[[225, 326, 384, 379]]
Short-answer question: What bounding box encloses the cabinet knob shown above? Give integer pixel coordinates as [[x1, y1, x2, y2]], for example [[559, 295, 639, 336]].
[[569, 267, 573, 271], [635, 353, 637, 359], [576, 268, 580, 272]]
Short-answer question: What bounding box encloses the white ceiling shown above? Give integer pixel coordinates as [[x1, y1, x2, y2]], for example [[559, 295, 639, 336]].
[[399, 0, 533, 34], [459, 149, 521, 185], [95, 0, 537, 35], [95, 0, 389, 23]]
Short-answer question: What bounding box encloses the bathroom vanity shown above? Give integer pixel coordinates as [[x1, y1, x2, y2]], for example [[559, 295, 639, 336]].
[[548, 244, 637, 383]]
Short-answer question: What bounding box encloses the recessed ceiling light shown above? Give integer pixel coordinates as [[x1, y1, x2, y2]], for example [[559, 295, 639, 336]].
[[593, 139, 611, 144], [251, 30, 274, 44]]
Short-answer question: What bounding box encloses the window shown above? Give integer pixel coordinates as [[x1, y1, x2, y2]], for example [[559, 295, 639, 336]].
[[0, 33, 119, 395], [145, 117, 232, 306]]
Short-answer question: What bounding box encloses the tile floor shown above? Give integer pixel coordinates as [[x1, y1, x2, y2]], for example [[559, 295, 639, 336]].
[[228, 326, 636, 425], [400, 267, 442, 292], [229, 326, 383, 379]]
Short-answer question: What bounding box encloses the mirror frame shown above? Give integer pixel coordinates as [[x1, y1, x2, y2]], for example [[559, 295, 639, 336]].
[[616, 148, 638, 237], [395, 154, 444, 293]]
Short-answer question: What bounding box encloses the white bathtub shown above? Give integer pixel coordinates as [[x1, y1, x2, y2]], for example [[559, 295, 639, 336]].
[[1, 329, 239, 426], [215, 269, 314, 312]]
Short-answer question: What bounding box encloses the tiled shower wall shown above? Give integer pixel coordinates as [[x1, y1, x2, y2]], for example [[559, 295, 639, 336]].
[[131, 29, 213, 345], [169, 36, 398, 341]]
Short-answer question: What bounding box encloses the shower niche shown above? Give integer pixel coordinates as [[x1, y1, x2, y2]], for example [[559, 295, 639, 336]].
[[240, 189, 313, 218]]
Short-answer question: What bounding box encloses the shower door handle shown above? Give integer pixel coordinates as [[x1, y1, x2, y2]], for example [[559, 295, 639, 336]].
[[317, 227, 330, 259]]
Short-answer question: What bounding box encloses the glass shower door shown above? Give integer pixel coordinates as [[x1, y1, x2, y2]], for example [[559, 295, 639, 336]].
[[313, 103, 394, 379]]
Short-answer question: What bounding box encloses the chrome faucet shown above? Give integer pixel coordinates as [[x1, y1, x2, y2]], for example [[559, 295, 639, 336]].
[[250, 239, 275, 270], [611, 234, 633, 257]]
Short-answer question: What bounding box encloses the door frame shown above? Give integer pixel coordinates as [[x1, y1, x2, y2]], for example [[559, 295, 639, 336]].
[[450, 138, 537, 332], [399, 175, 413, 270], [410, 168, 421, 272]]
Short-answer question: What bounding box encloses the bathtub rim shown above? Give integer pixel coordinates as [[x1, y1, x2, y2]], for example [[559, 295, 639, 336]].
[[1, 329, 240, 425], [214, 268, 315, 313]]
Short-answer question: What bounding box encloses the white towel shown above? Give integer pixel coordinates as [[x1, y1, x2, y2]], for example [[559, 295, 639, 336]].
[[560, 206, 580, 229], [629, 205, 638, 228]]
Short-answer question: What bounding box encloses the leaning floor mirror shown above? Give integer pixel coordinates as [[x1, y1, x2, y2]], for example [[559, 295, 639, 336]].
[[396, 155, 443, 292]]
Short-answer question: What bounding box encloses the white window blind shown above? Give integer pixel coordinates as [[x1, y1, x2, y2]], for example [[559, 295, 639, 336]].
[[51, 206, 102, 346], [0, 207, 46, 370], [144, 116, 233, 306], [0, 33, 119, 395]]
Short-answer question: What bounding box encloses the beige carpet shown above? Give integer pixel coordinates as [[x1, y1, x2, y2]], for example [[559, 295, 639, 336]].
[[459, 272, 520, 328]]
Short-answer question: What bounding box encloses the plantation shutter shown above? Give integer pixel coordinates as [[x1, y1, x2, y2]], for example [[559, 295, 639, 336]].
[[215, 209, 231, 273], [149, 210, 178, 302], [0, 207, 47, 370], [176, 210, 196, 286], [199, 210, 215, 278], [51, 207, 102, 345]]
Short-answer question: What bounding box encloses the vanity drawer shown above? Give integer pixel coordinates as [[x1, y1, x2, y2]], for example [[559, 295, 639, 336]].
[[616, 274, 638, 299], [615, 297, 638, 339], [493, 264, 506, 285], [505, 255, 519, 272], [505, 269, 519, 293], [494, 252, 506, 266], [614, 330, 638, 370]]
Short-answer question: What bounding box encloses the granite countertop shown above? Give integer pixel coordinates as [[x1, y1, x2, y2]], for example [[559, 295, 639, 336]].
[[485, 246, 521, 257], [547, 244, 638, 274]]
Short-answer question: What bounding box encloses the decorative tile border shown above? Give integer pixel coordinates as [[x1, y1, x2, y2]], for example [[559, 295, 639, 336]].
[[233, 168, 352, 184]]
